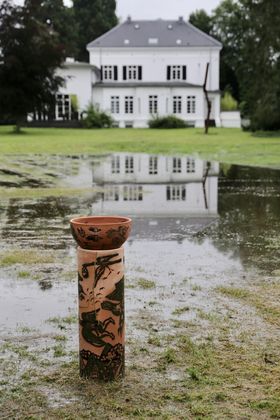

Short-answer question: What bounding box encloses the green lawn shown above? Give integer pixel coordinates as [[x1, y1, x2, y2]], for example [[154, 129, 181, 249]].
[[0, 126, 280, 167]]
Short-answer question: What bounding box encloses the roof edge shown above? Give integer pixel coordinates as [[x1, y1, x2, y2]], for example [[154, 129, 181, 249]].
[[186, 21, 222, 48]]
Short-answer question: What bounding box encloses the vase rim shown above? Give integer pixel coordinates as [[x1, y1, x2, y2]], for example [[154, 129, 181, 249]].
[[70, 215, 132, 226]]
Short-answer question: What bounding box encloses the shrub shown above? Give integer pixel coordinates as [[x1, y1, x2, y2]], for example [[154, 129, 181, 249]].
[[221, 92, 238, 111], [148, 115, 188, 129], [82, 104, 113, 128]]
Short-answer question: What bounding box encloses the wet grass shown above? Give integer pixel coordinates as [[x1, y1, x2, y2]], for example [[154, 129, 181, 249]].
[[172, 306, 190, 316], [0, 126, 280, 167], [0, 249, 55, 266], [0, 186, 94, 199], [137, 278, 156, 289]]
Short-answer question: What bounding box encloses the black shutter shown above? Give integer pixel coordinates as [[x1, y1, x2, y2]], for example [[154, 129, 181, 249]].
[[138, 66, 142, 80], [123, 66, 127, 80], [100, 66, 103, 81], [183, 65, 187, 80], [167, 65, 171, 80], [114, 66, 118, 80]]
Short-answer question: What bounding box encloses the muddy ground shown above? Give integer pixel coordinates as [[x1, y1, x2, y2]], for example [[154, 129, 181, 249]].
[[0, 154, 280, 419]]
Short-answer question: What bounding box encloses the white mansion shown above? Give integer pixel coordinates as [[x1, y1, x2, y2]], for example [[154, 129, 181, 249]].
[[55, 17, 240, 128]]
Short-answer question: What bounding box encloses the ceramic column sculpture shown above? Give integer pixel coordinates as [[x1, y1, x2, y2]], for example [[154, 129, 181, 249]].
[[70, 216, 132, 381]]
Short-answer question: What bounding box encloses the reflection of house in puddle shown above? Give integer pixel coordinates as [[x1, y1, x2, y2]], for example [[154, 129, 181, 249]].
[[92, 154, 219, 229]]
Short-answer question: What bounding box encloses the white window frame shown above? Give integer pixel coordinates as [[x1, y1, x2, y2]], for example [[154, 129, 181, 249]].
[[166, 185, 186, 201], [172, 157, 182, 173], [104, 186, 119, 201], [55, 94, 71, 120], [149, 95, 158, 114], [186, 158, 195, 173], [149, 156, 158, 175], [187, 96, 196, 114], [125, 156, 134, 173], [123, 185, 143, 201], [111, 96, 120, 114], [103, 65, 114, 81], [111, 156, 120, 174], [125, 96, 134, 114], [127, 66, 138, 80], [173, 96, 182, 114], [170, 65, 185, 81]]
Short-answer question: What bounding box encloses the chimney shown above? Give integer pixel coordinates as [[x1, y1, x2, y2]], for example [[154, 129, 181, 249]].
[[127, 15, 132, 23], [178, 16, 184, 24]]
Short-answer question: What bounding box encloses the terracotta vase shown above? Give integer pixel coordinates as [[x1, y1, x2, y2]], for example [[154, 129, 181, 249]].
[[71, 216, 131, 381]]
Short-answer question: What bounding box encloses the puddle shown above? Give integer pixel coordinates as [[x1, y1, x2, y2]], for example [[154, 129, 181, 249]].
[[0, 152, 280, 351]]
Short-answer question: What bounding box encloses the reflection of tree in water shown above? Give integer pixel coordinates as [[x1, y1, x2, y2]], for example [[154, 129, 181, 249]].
[[196, 165, 280, 272]]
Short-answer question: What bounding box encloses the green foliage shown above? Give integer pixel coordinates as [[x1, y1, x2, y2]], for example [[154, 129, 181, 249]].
[[148, 115, 188, 129], [0, 0, 64, 130], [70, 95, 78, 112], [82, 104, 113, 128], [73, 0, 118, 61], [221, 92, 238, 111], [189, 9, 212, 34]]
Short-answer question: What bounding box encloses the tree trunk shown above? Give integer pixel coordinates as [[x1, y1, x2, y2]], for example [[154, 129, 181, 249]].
[[14, 117, 23, 134]]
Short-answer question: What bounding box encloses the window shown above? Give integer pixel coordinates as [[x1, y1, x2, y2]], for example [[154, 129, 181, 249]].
[[172, 157, 182, 173], [101, 65, 118, 81], [125, 156, 134, 173], [111, 96, 120, 114], [123, 66, 142, 80], [167, 65, 187, 81], [186, 158, 195, 173], [187, 96, 196, 114], [125, 96, 134, 114], [123, 185, 143, 201], [104, 186, 119, 201], [166, 185, 186, 201], [149, 156, 158, 175], [56, 94, 71, 120], [149, 95, 158, 114], [111, 156, 120, 174], [173, 96, 182, 114]]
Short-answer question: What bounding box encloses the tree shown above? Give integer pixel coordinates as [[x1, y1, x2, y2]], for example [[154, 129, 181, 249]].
[[73, 0, 118, 62], [189, 9, 212, 35], [0, 0, 64, 131]]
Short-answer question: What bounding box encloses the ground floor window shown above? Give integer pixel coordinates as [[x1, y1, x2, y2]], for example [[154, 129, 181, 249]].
[[149, 95, 158, 114], [111, 96, 120, 114], [123, 185, 143, 201], [166, 185, 186, 201], [55, 94, 71, 120], [172, 157, 182, 173], [104, 186, 119, 201], [187, 96, 196, 114], [186, 158, 196, 173], [149, 156, 158, 174], [125, 96, 134, 114], [173, 96, 182, 114], [125, 156, 134, 173]]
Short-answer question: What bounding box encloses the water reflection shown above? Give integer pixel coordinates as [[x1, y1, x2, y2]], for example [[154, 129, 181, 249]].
[[92, 153, 219, 217]]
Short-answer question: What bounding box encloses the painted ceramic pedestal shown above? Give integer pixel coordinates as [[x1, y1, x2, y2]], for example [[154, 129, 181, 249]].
[[77, 246, 125, 381]]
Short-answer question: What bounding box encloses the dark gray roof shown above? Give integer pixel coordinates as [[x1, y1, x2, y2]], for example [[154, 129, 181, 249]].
[[87, 18, 222, 49]]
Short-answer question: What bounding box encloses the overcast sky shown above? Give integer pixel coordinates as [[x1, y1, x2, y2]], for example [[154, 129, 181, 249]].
[[116, 0, 221, 20]]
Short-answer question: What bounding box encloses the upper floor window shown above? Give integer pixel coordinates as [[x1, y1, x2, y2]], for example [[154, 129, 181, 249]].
[[187, 96, 196, 114], [101, 65, 118, 81], [56, 94, 71, 120], [125, 156, 134, 173], [149, 95, 158, 114], [166, 185, 186, 201], [111, 155, 120, 174], [104, 186, 119, 201], [173, 157, 182, 173], [173, 96, 182, 114], [186, 158, 195, 173], [149, 156, 158, 175], [167, 65, 187, 81], [125, 96, 134, 114], [123, 66, 142, 81], [111, 96, 120, 114]]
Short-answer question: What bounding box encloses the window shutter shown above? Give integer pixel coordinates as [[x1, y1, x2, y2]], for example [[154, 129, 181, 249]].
[[183, 65, 187, 80], [138, 66, 142, 80], [123, 66, 127, 80], [100, 66, 103, 81], [114, 66, 118, 81], [167, 66, 171, 80], [182, 187, 186, 200]]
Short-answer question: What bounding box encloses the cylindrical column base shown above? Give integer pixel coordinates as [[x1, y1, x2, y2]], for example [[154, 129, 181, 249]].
[[77, 246, 125, 381]]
